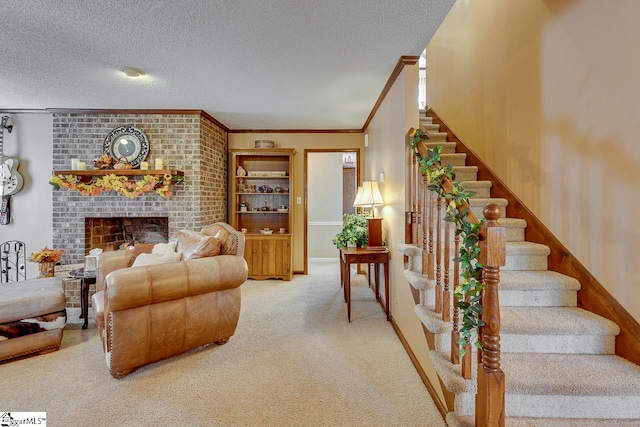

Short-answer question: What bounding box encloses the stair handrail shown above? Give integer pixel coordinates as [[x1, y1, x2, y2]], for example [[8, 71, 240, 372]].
[[408, 126, 506, 427]]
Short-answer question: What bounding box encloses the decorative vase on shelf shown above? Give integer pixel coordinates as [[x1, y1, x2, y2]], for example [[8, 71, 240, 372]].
[[38, 262, 56, 278]]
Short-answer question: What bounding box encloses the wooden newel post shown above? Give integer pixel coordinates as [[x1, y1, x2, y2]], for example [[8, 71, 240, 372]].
[[476, 204, 506, 427]]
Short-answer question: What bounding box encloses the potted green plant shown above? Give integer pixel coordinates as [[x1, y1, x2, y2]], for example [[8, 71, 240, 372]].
[[332, 214, 368, 249]]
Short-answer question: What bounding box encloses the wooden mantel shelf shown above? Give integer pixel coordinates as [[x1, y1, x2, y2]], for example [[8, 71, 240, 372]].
[[53, 169, 184, 177]]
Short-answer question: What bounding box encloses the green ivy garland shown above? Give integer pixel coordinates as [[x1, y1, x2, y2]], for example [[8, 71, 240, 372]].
[[409, 127, 485, 357]]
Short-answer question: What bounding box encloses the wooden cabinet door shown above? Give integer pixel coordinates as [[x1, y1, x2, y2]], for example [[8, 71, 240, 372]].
[[245, 237, 262, 277], [245, 235, 292, 280]]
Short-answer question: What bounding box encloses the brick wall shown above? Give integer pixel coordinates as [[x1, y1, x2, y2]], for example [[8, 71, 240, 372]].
[[52, 112, 228, 265]]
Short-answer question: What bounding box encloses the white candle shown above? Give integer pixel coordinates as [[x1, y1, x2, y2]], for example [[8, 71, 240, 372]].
[[140, 161, 149, 170], [154, 158, 163, 170], [71, 158, 79, 169], [77, 161, 86, 170]]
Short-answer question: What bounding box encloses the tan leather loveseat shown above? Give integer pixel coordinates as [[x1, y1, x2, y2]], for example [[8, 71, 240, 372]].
[[92, 223, 248, 378]]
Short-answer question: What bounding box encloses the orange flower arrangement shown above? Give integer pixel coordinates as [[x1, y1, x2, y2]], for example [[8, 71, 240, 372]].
[[28, 246, 65, 263]]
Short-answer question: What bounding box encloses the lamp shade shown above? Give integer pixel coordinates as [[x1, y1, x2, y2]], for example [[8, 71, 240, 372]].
[[352, 186, 365, 207], [360, 181, 384, 207]]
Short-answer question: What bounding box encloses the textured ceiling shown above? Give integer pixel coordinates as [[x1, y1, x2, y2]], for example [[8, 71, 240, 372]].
[[0, 0, 455, 130]]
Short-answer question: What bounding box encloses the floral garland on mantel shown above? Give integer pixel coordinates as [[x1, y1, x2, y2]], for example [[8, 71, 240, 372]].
[[49, 173, 182, 198]]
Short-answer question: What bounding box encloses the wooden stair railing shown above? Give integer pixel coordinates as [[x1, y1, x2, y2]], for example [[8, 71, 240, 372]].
[[406, 132, 506, 427]]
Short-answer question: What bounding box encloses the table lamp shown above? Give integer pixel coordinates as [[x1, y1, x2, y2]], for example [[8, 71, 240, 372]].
[[358, 181, 385, 250]]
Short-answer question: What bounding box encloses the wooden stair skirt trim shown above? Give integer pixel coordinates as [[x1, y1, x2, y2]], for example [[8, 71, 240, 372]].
[[405, 285, 455, 419], [426, 108, 640, 366]]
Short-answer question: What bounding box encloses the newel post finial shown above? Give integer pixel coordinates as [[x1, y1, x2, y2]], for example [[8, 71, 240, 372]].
[[483, 204, 501, 224]]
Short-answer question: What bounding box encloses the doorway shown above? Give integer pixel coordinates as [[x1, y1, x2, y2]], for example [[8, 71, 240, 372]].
[[304, 149, 360, 274]]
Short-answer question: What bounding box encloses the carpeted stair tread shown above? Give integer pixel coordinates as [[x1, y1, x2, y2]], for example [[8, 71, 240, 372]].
[[503, 418, 640, 426], [453, 165, 478, 181], [504, 242, 550, 271], [501, 306, 620, 336], [459, 180, 492, 198], [467, 197, 508, 207], [499, 270, 579, 307], [415, 305, 451, 334], [403, 268, 432, 290], [468, 197, 508, 218], [500, 270, 580, 292], [503, 353, 640, 396], [467, 197, 508, 209], [497, 217, 528, 242], [440, 153, 467, 166], [397, 243, 421, 257], [430, 350, 476, 394], [421, 123, 441, 131], [427, 131, 448, 141], [420, 116, 433, 124], [432, 350, 640, 396], [496, 217, 527, 229], [421, 141, 457, 154], [446, 413, 640, 427], [506, 241, 550, 255]]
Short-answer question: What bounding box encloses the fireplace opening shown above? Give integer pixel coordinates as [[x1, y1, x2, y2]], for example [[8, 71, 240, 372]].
[[84, 217, 169, 254]]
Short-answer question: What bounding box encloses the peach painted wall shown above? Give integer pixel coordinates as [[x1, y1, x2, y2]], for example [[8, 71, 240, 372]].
[[364, 64, 446, 404], [427, 0, 640, 322], [228, 133, 364, 273]]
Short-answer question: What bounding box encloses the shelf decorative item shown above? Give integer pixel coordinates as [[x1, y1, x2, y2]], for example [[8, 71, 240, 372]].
[[92, 154, 115, 170], [113, 158, 133, 170], [103, 125, 149, 168], [254, 140, 275, 149], [248, 170, 286, 177]]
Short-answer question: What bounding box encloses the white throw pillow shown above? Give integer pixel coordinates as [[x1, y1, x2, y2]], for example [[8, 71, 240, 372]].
[[132, 252, 181, 267], [152, 241, 178, 255]]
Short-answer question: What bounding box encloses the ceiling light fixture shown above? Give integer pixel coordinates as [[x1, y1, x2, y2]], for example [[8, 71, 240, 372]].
[[122, 66, 145, 78]]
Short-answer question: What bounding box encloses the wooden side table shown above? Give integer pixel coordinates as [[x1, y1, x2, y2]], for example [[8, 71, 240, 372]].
[[68, 268, 96, 330], [339, 247, 390, 322]]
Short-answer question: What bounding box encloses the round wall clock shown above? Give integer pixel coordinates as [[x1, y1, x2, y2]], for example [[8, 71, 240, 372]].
[[103, 125, 149, 167]]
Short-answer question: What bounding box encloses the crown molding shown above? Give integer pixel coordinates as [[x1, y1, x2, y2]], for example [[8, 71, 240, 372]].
[[361, 55, 420, 132]]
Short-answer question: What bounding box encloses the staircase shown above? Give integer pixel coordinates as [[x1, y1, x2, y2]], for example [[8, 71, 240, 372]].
[[400, 114, 640, 426]]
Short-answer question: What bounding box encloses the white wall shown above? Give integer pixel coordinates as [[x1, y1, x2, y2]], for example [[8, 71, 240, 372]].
[[308, 152, 343, 259], [364, 64, 445, 402], [2, 113, 54, 279]]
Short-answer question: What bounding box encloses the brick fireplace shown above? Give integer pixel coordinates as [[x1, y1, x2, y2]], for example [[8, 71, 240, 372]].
[[52, 112, 228, 265]]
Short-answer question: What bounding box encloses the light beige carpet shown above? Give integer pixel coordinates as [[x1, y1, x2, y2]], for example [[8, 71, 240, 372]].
[[0, 260, 445, 427]]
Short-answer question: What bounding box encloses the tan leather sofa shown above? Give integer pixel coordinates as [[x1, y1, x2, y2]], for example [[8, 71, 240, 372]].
[[92, 223, 248, 378], [0, 277, 66, 362]]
